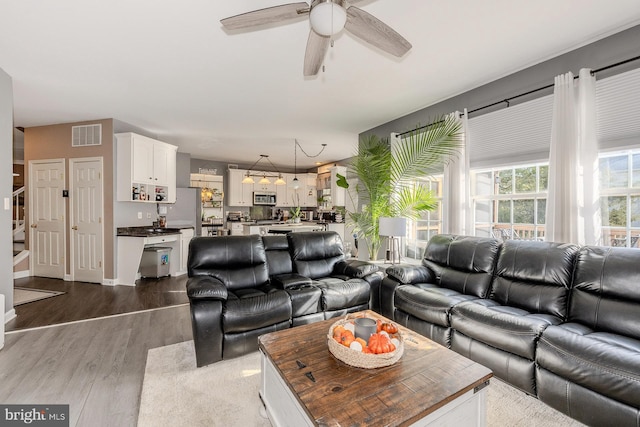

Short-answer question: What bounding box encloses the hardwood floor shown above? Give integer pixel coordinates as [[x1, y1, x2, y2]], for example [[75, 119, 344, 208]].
[[2, 275, 194, 426], [7, 275, 189, 331], [1, 304, 193, 427]]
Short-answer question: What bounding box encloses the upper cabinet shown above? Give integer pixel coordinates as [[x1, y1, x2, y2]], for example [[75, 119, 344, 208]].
[[116, 132, 178, 203], [227, 168, 253, 206], [316, 165, 346, 209]]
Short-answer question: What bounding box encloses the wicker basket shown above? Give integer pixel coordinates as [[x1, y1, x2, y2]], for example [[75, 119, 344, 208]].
[[327, 318, 404, 369]]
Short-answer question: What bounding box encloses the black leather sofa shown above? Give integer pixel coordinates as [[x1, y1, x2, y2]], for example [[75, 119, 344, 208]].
[[186, 231, 383, 367], [381, 234, 640, 426]]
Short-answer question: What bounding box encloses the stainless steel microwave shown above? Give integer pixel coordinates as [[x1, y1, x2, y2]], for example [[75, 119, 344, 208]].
[[253, 192, 277, 206]]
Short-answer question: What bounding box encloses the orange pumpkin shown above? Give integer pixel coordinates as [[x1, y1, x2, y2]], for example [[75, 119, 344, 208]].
[[368, 333, 396, 354], [339, 330, 355, 347], [333, 325, 346, 339], [376, 319, 383, 333], [381, 322, 399, 334]]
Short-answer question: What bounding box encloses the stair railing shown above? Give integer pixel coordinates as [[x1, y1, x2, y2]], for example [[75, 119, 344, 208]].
[[12, 186, 25, 237]]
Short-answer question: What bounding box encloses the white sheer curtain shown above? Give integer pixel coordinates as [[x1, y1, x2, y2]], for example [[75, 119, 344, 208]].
[[442, 110, 471, 235], [546, 68, 600, 245]]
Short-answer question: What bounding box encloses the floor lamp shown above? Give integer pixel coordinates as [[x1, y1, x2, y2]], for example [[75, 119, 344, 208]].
[[379, 217, 407, 265]]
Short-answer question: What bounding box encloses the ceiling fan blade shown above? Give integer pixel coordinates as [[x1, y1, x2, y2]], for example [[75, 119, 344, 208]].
[[303, 30, 330, 76], [345, 6, 412, 57], [221, 2, 310, 31]]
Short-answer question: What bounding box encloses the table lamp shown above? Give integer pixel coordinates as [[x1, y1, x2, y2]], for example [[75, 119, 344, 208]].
[[379, 217, 407, 264]]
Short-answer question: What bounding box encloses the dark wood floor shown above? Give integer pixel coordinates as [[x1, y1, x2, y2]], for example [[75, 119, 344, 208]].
[[1, 304, 193, 426], [7, 275, 189, 331]]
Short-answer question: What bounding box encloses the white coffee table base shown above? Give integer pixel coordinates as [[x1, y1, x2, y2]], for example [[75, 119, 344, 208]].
[[260, 349, 488, 427]]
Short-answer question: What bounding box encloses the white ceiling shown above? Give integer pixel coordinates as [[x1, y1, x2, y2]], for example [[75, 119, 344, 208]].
[[2, 0, 640, 169]]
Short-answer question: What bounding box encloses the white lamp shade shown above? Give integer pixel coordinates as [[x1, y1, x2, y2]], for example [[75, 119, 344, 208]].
[[291, 176, 300, 189], [309, 1, 347, 36], [259, 175, 271, 185], [379, 217, 407, 237]]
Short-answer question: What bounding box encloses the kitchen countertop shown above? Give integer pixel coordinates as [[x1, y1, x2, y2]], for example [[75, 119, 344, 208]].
[[116, 226, 184, 237]]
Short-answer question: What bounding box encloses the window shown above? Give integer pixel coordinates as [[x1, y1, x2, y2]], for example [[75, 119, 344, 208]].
[[404, 176, 442, 259], [599, 150, 640, 247], [472, 163, 548, 241]]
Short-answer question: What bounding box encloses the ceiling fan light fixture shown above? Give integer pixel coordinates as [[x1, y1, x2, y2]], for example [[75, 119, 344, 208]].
[[309, 0, 347, 37]]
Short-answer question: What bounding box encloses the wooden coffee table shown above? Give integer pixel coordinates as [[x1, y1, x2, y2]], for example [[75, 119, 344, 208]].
[[259, 310, 493, 427]]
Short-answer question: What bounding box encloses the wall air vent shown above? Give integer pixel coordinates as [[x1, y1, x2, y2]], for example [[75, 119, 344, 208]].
[[72, 124, 102, 147]]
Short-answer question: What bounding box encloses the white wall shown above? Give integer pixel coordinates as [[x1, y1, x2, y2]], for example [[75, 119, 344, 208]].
[[0, 67, 14, 319]]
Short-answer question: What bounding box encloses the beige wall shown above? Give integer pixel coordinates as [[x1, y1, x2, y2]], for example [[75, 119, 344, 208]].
[[24, 119, 116, 280]]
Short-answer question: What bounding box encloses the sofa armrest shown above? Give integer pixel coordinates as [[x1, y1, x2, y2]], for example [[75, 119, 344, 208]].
[[385, 264, 434, 285], [333, 260, 380, 279], [187, 276, 228, 301], [271, 273, 312, 290]]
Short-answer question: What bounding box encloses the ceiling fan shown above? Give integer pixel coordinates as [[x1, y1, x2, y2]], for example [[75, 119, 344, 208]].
[[220, 0, 412, 77]]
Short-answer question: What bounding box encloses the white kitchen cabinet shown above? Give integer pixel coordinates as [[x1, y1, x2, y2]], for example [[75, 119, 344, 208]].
[[116, 132, 177, 203], [303, 173, 317, 207], [254, 179, 276, 193], [276, 175, 291, 207], [179, 227, 195, 274], [227, 169, 253, 206]]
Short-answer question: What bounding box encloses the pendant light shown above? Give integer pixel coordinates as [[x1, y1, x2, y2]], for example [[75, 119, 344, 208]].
[[242, 154, 286, 185], [291, 140, 300, 189]]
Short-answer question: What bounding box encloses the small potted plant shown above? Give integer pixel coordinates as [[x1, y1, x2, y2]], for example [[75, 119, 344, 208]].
[[290, 194, 301, 223]]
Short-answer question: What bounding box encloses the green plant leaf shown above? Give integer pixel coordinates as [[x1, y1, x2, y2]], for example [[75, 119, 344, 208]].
[[335, 173, 349, 189]]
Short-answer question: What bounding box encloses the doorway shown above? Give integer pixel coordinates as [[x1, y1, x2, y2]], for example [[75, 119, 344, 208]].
[[29, 159, 66, 279], [70, 157, 104, 283]]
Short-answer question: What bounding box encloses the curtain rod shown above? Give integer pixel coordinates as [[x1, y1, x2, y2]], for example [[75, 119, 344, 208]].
[[397, 54, 640, 137]]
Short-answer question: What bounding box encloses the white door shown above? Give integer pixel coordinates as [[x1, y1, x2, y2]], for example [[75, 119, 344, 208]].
[[29, 159, 66, 279], [70, 158, 104, 283]]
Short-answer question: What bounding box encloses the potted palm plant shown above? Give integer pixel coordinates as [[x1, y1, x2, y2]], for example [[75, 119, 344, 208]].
[[337, 115, 463, 260]]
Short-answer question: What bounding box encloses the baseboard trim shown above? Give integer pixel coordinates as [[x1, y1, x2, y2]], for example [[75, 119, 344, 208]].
[[4, 309, 16, 324], [13, 270, 30, 279], [102, 279, 117, 286]]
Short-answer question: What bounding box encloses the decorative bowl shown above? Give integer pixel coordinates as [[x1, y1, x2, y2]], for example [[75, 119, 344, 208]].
[[327, 318, 404, 369]]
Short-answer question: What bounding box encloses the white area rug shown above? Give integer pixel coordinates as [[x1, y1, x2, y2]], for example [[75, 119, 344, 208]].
[[138, 340, 584, 427], [13, 287, 64, 306]]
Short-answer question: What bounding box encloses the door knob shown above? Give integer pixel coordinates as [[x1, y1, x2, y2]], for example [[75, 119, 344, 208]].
[[72, 226, 78, 230], [30, 223, 37, 228]]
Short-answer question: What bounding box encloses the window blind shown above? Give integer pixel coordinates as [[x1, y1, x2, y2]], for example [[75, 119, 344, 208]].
[[596, 67, 640, 150], [468, 95, 553, 168]]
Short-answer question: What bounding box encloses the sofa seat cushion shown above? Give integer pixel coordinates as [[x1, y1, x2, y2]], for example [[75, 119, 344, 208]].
[[537, 322, 640, 408], [285, 284, 322, 317], [315, 278, 370, 311], [314, 276, 350, 286], [223, 286, 292, 333], [451, 300, 562, 360], [394, 284, 478, 327]]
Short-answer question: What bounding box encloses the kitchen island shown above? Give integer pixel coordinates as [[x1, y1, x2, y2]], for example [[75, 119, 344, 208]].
[[241, 221, 326, 235]]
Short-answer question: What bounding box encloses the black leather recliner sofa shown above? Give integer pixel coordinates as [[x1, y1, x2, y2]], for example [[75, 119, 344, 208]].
[[186, 231, 382, 367], [381, 234, 640, 427]]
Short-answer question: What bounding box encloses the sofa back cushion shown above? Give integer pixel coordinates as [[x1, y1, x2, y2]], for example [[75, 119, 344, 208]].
[[262, 235, 293, 276], [188, 235, 269, 291], [288, 231, 344, 279], [491, 240, 578, 318], [422, 234, 501, 298], [570, 246, 640, 339]]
